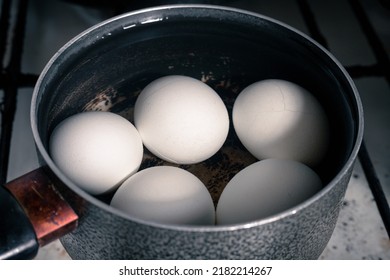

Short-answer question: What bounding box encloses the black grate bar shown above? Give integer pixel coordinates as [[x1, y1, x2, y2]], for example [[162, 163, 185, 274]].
[[359, 142, 390, 238], [0, 0, 29, 185], [6, 0, 28, 73], [298, 0, 389, 81], [348, 0, 390, 238], [298, 0, 390, 238], [345, 64, 383, 78], [0, 73, 38, 89], [296, 0, 329, 49], [0, 0, 38, 90], [349, 0, 390, 85], [0, 0, 11, 66]]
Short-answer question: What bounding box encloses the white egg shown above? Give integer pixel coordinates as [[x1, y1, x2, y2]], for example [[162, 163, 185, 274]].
[[49, 111, 143, 195], [233, 79, 329, 167], [134, 75, 229, 164], [216, 158, 322, 225], [111, 166, 215, 226]]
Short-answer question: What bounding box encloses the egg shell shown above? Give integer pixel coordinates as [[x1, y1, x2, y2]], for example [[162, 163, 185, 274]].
[[134, 75, 229, 164], [216, 158, 323, 225], [232, 79, 330, 167], [49, 111, 143, 195], [111, 166, 215, 226]]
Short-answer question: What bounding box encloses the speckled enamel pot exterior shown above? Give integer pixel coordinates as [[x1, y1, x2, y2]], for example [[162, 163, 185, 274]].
[[31, 5, 363, 259]]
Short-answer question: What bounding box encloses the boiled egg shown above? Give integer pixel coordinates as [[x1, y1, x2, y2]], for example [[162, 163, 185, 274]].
[[111, 166, 215, 226], [49, 111, 143, 195], [216, 158, 322, 225], [134, 75, 229, 164], [233, 79, 329, 167]]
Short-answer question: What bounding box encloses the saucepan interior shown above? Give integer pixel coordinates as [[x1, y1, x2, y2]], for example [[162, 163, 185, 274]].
[[32, 5, 362, 220]]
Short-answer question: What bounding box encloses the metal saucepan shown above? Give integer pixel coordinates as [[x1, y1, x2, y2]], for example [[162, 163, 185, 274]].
[[0, 5, 363, 259]]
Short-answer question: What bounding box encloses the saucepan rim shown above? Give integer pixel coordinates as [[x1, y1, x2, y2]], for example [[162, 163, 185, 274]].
[[30, 4, 364, 232]]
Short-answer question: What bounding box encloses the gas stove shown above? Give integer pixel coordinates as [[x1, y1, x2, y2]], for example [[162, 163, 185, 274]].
[[1, 0, 389, 259]]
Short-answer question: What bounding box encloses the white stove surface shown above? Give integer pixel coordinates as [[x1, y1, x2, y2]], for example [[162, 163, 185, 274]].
[[4, 0, 390, 259]]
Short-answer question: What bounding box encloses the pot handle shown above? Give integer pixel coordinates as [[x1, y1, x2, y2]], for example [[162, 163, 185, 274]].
[[0, 168, 78, 259]]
